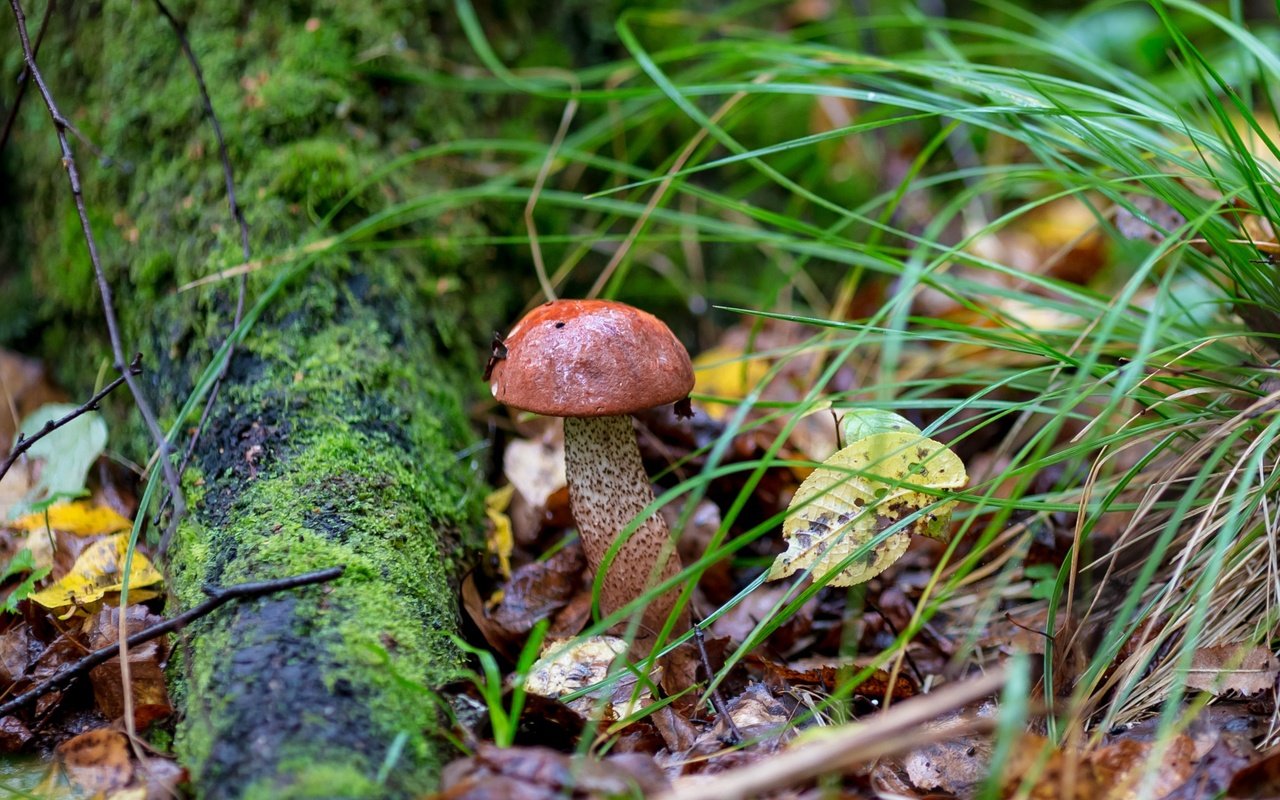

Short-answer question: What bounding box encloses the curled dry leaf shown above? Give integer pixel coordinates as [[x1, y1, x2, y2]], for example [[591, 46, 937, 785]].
[[658, 683, 793, 779], [489, 547, 586, 637], [769, 430, 966, 587], [524, 635, 647, 720], [0, 623, 33, 685], [1186, 643, 1279, 696]]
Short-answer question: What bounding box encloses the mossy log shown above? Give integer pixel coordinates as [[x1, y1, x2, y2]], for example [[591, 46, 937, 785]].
[[0, 1, 518, 796]]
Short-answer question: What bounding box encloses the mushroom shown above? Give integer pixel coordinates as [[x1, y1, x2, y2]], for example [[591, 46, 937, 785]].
[[489, 299, 693, 648]]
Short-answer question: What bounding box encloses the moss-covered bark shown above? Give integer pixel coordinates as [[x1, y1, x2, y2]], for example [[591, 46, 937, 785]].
[[0, 1, 514, 796]]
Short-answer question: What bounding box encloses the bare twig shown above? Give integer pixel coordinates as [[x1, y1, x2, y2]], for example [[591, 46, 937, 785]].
[[0, 565, 345, 718], [8, 0, 186, 530], [2, 0, 129, 171], [0, 0, 51, 153], [151, 0, 250, 558], [0, 354, 142, 485]]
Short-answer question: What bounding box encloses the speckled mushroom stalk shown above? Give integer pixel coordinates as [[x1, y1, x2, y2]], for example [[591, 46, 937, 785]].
[[489, 299, 696, 651], [563, 415, 687, 644]]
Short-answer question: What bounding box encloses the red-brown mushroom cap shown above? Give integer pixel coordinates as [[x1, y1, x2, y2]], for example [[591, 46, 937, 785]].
[[490, 299, 694, 418]]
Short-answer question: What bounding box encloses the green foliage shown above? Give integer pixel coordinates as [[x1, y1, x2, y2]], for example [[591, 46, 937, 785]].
[[450, 622, 548, 748], [424, 0, 1280, 755], [0, 549, 51, 614], [11, 404, 108, 519]]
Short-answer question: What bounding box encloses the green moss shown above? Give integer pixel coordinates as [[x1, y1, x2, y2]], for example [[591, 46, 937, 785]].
[[158, 247, 478, 794], [264, 140, 363, 216], [242, 761, 381, 800]]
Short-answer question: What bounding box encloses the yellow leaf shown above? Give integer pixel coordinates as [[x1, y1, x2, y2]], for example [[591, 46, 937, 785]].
[[693, 346, 770, 421], [769, 431, 967, 587], [11, 500, 132, 536], [29, 534, 163, 612], [485, 485, 515, 580]]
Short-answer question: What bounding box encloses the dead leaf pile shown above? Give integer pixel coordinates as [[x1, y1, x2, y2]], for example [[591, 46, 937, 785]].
[[0, 371, 174, 792]]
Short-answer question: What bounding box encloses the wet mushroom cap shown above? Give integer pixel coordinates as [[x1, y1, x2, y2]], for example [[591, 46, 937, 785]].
[[489, 299, 695, 417]]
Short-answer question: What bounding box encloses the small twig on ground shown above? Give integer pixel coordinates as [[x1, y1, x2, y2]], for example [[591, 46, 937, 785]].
[[0, 565, 345, 718], [8, 0, 187, 530], [693, 624, 742, 745], [151, 0, 250, 559], [0, 354, 142, 485]]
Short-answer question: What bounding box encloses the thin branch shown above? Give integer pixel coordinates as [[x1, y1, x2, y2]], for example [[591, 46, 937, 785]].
[[8, 0, 186, 532], [151, 0, 250, 558], [150, 0, 250, 269], [0, 565, 345, 718], [0, 354, 142, 485], [0, 0, 52, 154]]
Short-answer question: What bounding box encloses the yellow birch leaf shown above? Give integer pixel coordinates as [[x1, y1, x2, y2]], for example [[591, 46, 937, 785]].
[[11, 500, 132, 536], [693, 346, 770, 421], [485, 485, 515, 580], [769, 431, 967, 587], [29, 534, 163, 612]]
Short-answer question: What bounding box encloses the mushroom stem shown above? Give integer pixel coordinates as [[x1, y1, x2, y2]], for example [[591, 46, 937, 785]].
[[563, 415, 688, 647]]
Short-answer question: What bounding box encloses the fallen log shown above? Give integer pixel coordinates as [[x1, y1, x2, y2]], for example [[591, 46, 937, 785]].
[[0, 0, 527, 795]]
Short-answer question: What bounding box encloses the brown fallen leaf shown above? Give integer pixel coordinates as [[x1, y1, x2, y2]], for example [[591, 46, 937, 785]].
[[1227, 743, 1280, 799], [712, 583, 816, 657], [137, 755, 186, 800], [0, 623, 33, 686], [1090, 735, 1195, 799], [1000, 733, 1195, 800], [436, 743, 668, 799], [0, 715, 31, 751], [58, 728, 133, 794], [487, 547, 585, 637], [86, 605, 172, 729], [461, 545, 587, 660], [21, 630, 86, 717], [1186, 643, 1279, 696], [1161, 733, 1253, 800], [754, 655, 917, 701]]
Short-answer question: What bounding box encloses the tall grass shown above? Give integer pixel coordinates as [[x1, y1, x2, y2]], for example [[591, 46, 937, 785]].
[[287, 0, 1280, 773]]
